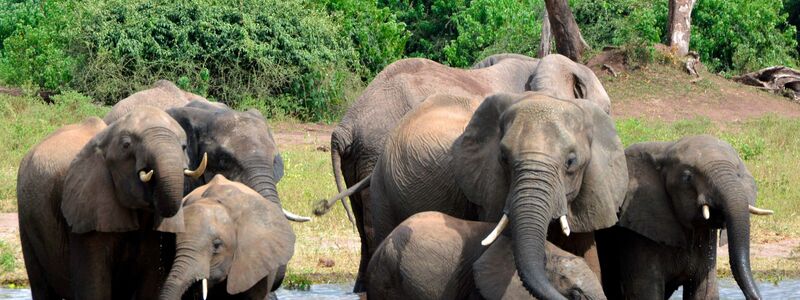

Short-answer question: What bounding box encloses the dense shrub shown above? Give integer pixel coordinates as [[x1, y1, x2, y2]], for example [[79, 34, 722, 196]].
[[692, 0, 798, 72], [443, 0, 543, 67], [0, 0, 77, 90], [319, 0, 410, 78], [378, 0, 465, 62], [71, 0, 365, 120]]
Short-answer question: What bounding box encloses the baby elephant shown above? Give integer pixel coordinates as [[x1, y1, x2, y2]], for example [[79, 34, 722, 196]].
[[596, 135, 774, 300], [368, 211, 605, 300], [159, 175, 295, 299]]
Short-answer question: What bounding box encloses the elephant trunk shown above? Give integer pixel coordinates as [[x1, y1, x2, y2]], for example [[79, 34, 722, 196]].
[[510, 161, 567, 300], [710, 164, 762, 300], [160, 238, 210, 300], [144, 128, 186, 218], [243, 158, 281, 205]]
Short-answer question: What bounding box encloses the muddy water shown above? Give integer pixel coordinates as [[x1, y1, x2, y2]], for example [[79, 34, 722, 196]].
[[2, 279, 798, 299]]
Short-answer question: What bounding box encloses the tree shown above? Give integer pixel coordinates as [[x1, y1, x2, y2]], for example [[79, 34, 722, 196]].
[[538, 8, 552, 58], [667, 0, 697, 56], [544, 0, 589, 61]]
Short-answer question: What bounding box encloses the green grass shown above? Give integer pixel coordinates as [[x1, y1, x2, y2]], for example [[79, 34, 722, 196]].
[[0, 92, 108, 212]]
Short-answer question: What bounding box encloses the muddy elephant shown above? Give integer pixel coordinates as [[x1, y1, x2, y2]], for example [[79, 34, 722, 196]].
[[596, 135, 774, 300], [158, 175, 295, 300], [17, 107, 206, 299], [368, 211, 606, 300], [319, 53, 611, 292], [326, 92, 626, 299], [166, 101, 309, 222], [104, 79, 225, 123]]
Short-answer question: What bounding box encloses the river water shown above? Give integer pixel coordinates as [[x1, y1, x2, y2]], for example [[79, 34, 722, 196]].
[[1, 279, 798, 299]]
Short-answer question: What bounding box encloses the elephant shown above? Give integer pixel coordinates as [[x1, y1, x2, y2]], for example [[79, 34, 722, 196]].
[[368, 211, 606, 300], [17, 107, 206, 299], [595, 135, 774, 300], [166, 101, 310, 222], [159, 174, 295, 300], [318, 53, 611, 292], [104, 79, 226, 124], [322, 91, 627, 299]]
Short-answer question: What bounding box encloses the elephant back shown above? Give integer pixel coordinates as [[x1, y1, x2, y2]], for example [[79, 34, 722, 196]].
[[373, 94, 482, 223]]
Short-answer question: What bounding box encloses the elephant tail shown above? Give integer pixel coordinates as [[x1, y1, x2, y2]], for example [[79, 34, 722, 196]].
[[330, 145, 356, 228], [314, 174, 370, 219]]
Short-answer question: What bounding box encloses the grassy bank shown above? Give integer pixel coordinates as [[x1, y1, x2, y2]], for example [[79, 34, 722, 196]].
[[1, 91, 799, 287]]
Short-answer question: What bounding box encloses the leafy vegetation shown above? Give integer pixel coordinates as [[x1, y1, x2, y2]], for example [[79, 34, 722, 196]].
[[1, 0, 799, 119]]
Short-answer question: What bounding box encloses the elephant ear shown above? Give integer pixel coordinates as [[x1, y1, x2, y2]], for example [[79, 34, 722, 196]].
[[273, 153, 285, 182], [226, 189, 296, 294], [61, 135, 140, 233], [618, 142, 688, 248], [167, 106, 213, 174], [453, 93, 522, 221], [567, 100, 628, 232]]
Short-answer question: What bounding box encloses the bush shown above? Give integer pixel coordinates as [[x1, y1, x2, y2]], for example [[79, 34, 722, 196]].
[[319, 0, 410, 78], [70, 0, 364, 121], [443, 0, 544, 67], [692, 0, 798, 73], [572, 0, 667, 48], [378, 0, 465, 62], [0, 0, 78, 90]]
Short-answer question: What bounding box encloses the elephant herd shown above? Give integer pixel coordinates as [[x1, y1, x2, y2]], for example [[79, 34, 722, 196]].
[[15, 53, 775, 300]]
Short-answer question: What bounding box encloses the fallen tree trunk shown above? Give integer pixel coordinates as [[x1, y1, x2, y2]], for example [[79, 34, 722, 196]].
[[733, 66, 800, 102]]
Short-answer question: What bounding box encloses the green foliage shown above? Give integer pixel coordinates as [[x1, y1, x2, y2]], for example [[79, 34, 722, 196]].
[[70, 0, 363, 121], [282, 273, 312, 290], [443, 0, 543, 67], [0, 0, 78, 90], [378, 0, 464, 62], [319, 0, 410, 77], [0, 241, 14, 273], [572, 0, 667, 47], [692, 0, 798, 73]]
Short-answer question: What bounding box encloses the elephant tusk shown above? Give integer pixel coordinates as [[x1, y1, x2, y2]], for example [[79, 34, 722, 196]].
[[139, 170, 154, 182], [184, 152, 208, 178], [481, 214, 509, 246], [283, 209, 312, 222], [749, 205, 774, 216], [202, 278, 208, 300], [559, 215, 570, 236], [702, 205, 710, 220]]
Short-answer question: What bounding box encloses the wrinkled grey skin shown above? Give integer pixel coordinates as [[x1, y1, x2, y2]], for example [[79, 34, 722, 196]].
[[596, 135, 766, 300], [368, 212, 605, 300], [368, 92, 627, 299], [159, 175, 295, 300], [322, 53, 610, 292], [104, 79, 226, 124], [166, 102, 308, 222], [17, 107, 191, 299]]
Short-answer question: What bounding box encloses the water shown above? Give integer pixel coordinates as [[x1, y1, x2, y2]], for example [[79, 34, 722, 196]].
[[2, 280, 798, 299]]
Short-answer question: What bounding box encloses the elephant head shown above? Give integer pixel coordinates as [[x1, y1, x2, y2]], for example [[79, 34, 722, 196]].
[[160, 175, 295, 299], [530, 54, 611, 114], [619, 135, 773, 299], [61, 106, 204, 233], [474, 236, 606, 300], [453, 92, 627, 299], [167, 103, 309, 222]]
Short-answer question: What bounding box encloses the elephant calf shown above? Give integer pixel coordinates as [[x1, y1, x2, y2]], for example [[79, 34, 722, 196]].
[[368, 211, 606, 300], [159, 174, 295, 300], [596, 135, 774, 300]]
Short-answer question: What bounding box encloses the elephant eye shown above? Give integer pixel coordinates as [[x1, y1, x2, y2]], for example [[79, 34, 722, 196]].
[[121, 136, 132, 150], [682, 170, 693, 183], [565, 152, 578, 171], [212, 238, 224, 253]]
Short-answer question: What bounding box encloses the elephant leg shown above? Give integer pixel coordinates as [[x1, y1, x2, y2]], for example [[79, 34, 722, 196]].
[[619, 239, 666, 300], [134, 232, 175, 300], [21, 232, 60, 299], [346, 165, 372, 293], [547, 225, 602, 281], [684, 232, 719, 300], [69, 232, 115, 300]]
